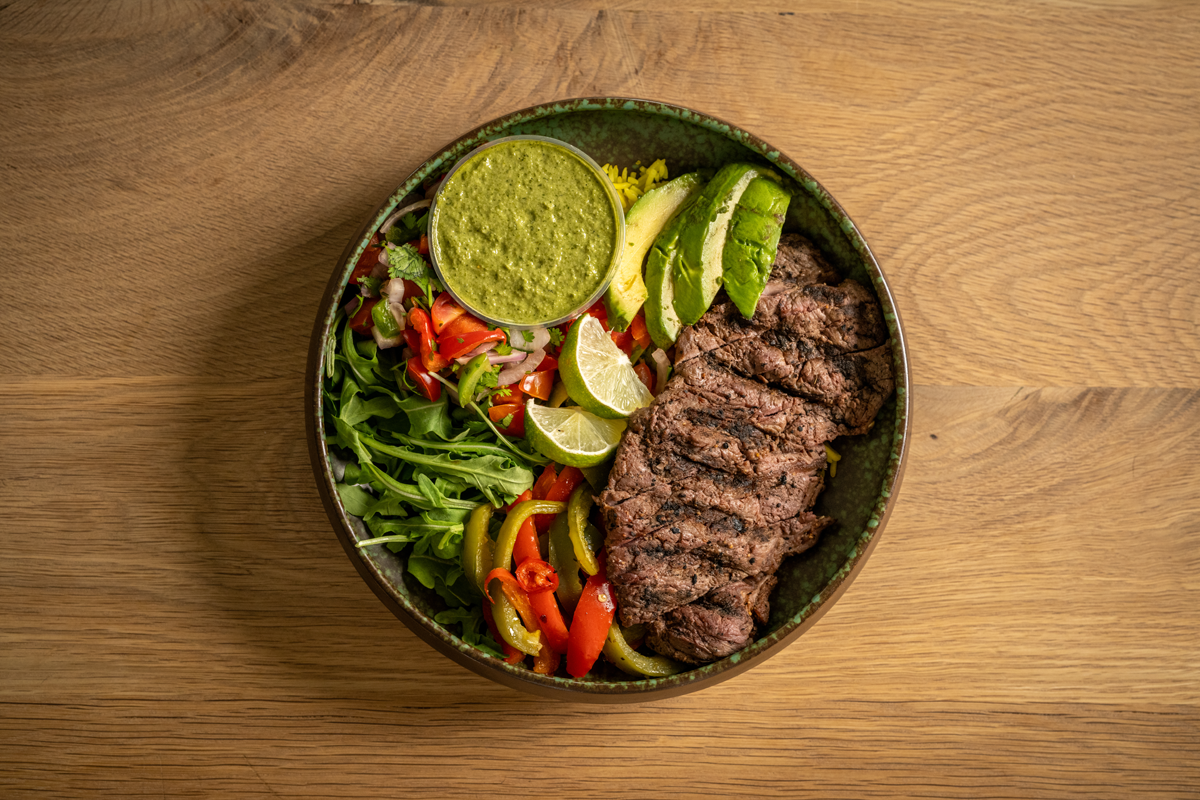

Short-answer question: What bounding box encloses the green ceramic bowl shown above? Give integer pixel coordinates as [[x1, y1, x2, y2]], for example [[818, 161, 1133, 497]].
[[306, 98, 910, 702]]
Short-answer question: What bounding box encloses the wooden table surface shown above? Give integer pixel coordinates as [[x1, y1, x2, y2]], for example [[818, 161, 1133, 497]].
[[2, 1, 1198, 797]]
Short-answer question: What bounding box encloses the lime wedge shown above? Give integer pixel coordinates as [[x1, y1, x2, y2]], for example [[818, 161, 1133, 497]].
[[524, 400, 627, 467], [559, 315, 655, 419]]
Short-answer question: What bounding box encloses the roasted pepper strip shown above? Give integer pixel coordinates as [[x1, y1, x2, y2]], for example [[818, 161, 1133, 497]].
[[566, 556, 616, 678], [567, 486, 600, 575], [532, 632, 560, 675], [548, 512, 584, 616], [513, 517, 542, 566], [603, 625, 685, 677], [484, 568, 542, 656], [536, 466, 584, 533], [481, 598, 524, 665], [462, 504, 494, 594], [528, 588, 570, 654], [493, 500, 567, 571], [515, 559, 559, 594]]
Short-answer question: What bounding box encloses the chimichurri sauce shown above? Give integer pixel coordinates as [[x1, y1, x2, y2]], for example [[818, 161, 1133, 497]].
[[431, 139, 619, 325]]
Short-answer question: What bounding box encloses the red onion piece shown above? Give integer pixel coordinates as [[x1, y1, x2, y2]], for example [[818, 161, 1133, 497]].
[[378, 199, 432, 238], [372, 327, 403, 350], [651, 348, 671, 395], [453, 340, 498, 365], [486, 351, 528, 366], [497, 347, 545, 386]]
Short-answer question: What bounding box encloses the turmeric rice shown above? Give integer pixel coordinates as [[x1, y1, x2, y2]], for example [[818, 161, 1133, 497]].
[[602, 159, 669, 211]]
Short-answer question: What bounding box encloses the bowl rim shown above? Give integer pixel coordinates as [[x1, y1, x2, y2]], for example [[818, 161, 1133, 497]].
[[427, 134, 627, 329], [305, 96, 911, 702]]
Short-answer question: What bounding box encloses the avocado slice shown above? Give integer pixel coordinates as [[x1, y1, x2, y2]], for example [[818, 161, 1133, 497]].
[[642, 194, 698, 349], [604, 171, 708, 331], [672, 163, 781, 326], [722, 177, 792, 319]]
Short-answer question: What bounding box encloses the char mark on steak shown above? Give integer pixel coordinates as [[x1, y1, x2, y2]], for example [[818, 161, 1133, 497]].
[[600, 234, 893, 664]]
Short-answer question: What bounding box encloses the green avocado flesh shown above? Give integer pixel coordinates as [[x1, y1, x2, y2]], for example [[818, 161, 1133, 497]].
[[671, 163, 779, 326], [722, 177, 791, 319], [643, 194, 697, 349], [604, 171, 707, 332], [432, 139, 620, 325]]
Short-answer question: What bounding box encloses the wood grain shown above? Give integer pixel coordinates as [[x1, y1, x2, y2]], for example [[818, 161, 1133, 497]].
[[1, 1, 1197, 797]]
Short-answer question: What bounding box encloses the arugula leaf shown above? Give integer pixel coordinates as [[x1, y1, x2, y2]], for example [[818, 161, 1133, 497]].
[[385, 243, 432, 297], [397, 394, 453, 439], [359, 432, 533, 506], [434, 606, 505, 658], [416, 472, 447, 509], [335, 483, 375, 517]]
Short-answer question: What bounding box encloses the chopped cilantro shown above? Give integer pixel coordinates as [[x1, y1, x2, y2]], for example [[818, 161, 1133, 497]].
[[500, 413, 515, 428], [547, 327, 565, 347], [357, 275, 383, 295], [386, 243, 433, 300]]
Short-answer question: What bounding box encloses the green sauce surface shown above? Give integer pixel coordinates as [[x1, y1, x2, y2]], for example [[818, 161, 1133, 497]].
[[432, 140, 619, 325]]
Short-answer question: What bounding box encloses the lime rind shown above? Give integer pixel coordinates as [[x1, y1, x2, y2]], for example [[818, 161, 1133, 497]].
[[525, 400, 627, 467], [560, 315, 654, 419]]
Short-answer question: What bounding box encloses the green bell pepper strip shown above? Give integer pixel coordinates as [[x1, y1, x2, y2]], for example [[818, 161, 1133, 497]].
[[602, 624, 686, 677], [492, 593, 542, 656], [548, 512, 583, 615], [456, 353, 491, 408], [371, 300, 403, 339], [493, 500, 567, 571], [462, 504, 494, 594], [567, 487, 600, 576]]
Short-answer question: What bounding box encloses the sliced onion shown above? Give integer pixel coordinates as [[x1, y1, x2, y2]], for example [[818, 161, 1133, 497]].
[[372, 326, 403, 350], [509, 326, 551, 353], [380, 279, 405, 301], [344, 298, 361, 315], [497, 347, 545, 386], [453, 340, 498, 365], [378, 199, 432, 238], [651, 348, 672, 395], [486, 351, 528, 366]]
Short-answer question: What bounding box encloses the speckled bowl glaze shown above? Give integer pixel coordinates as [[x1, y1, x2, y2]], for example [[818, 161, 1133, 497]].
[[306, 98, 910, 702]]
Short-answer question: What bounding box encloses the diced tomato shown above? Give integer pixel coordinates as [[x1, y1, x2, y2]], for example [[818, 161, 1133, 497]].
[[438, 329, 506, 361], [488, 403, 525, 437], [430, 292, 467, 334], [532, 464, 558, 501], [403, 279, 424, 299], [350, 246, 383, 286], [634, 362, 654, 395], [585, 300, 610, 331], [535, 354, 559, 373], [418, 233, 429, 256], [630, 311, 651, 350], [519, 370, 555, 401], [406, 356, 441, 402], [566, 558, 616, 678], [403, 327, 420, 353], [349, 297, 378, 335], [439, 312, 490, 340], [610, 329, 634, 355]]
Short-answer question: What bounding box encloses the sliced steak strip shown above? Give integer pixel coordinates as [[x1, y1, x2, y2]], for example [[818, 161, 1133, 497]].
[[610, 511, 832, 626], [645, 575, 779, 664]]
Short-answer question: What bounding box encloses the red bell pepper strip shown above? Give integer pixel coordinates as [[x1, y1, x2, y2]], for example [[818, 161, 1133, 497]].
[[515, 558, 559, 594], [532, 464, 558, 501], [529, 588, 570, 654], [535, 466, 585, 534], [488, 403, 525, 437], [439, 329, 506, 361], [512, 516, 541, 566], [519, 370, 555, 401], [482, 599, 524, 665], [406, 356, 441, 402], [349, 297, 378, 335], [566, 557, 617, 678], [634, 362, 654, 395], [535, 354, 559, 373], [439, 312, 490, 340], [504, 490, 532, 513], [630, 311, 651, 350], [408, 307, 450, 373]]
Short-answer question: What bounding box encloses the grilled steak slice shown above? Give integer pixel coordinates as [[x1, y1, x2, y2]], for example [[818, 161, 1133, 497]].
[[645, 575, 778, 664], [609, 511, 831, 625], [600, 232, 893, 664]]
